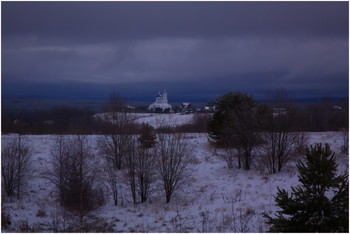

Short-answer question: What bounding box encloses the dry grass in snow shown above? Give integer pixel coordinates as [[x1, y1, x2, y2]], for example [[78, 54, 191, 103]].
[[1, 132, 348, 232]]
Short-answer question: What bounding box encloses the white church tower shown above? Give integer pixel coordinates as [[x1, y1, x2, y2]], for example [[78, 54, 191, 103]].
[[148, 89, 172, 112], [161, 90, 168, 103]]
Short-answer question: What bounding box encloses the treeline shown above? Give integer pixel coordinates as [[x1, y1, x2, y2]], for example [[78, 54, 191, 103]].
[[2, 93, 348, 135], [2, 106, 98, 134], [2, 107, 208, 135]]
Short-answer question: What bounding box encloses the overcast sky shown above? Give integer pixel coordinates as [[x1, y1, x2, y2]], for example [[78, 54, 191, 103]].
[[2, 1, 348, 102]]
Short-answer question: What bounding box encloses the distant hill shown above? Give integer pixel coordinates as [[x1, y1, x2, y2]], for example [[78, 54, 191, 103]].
[[2, 96, 347, 114]]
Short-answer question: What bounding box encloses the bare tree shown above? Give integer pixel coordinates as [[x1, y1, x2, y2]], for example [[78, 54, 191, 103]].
[[103, 156, 120, 206], [124, 137, 137, 203], [135, 144, 157, 203], [98, 92, 136, 169], [2, 140, 18, 199], [156, 133, 193, 203], [261, 129, 304, 173], [123, 137, 157, 203], [1, 135, 32, 200], [222, 104, 263, 170], [261, 90, 307, 173], [45, 135, 71, 203], [46, 135, 104, 221]]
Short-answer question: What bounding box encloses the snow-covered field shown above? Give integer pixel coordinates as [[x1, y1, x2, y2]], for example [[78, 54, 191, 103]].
[[95, 112, 195, 128], [2, 131, 348, 232], [133, 113, 195, 128]]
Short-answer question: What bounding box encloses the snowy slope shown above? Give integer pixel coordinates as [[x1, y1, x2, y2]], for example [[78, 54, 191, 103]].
[[1, 132, 348, 232], [133, 113, 194, 128], [95, 112, 195, 128]]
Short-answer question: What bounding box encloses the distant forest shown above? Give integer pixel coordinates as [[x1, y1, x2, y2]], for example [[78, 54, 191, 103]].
[[2, 95, 348, 135]]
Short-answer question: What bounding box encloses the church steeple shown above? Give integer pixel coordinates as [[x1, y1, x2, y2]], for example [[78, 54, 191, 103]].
[[147, 89, 172, 112], [162, 90, 168, 103]]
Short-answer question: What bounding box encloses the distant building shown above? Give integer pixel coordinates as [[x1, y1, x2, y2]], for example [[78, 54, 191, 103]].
[[273, 108, 288, 117], [126, 105, 136, 110], [180, 102, 194, 114], [147, 90, 172, 112]]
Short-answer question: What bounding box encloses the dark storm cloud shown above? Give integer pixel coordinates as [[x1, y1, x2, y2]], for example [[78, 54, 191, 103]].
[[2, 1, 348, 100], [3, 2, 348, 41]]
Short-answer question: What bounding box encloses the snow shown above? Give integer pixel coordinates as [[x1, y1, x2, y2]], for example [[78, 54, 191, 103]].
[[147, 102, 172, 112], [95, 112, 195, 128], [133, 113, 194, 128], [2, 131, 348, 232]]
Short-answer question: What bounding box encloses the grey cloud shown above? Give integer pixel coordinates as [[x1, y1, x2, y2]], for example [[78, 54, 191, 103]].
[[2, 2, 348, 43], [3, 37, 347, 84], [2, 2, 348, 100]]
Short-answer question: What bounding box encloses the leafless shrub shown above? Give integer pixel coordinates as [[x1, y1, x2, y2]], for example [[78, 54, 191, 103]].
[[97, 92, 138, 169], [261, 90, 308, 173], [103, 155, 120, 206], [135, 145, 157, 203], [295, 132, 309, 154], [98, 117, 136, 169], [215, 147, 236, 169], [156, 133, 194, 203], [46, 135, 105, 221], [124, 137, 157, 203], [45, 135, 70, 204], [260, 131, 304, 173], [1, 135, 32, 200], [199, 210, 211, 232], [124, 137, 137, 203]]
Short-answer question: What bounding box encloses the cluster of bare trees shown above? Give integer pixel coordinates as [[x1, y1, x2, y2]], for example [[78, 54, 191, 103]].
[[45, 135, 105, 221], [1, 135, 32, 201], [100, 129, 193, 204], [123, 139, 157, 203], [260, 111, 308, 173], [96, 93, 194, 204], [259, 91, 308, 173], [156, 134, 193, 203], [97, 93, 137, 169], [210, 91, 309, 173]]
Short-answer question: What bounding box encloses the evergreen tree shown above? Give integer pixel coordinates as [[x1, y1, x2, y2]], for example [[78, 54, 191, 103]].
[[208, 92, 256, 146], [207, 92, 267, 169], [263, 143, 349, 232], [138, 123, 156, 148]]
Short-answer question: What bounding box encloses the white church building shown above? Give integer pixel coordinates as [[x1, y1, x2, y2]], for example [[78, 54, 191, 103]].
[[147, 90, 172, 112]]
